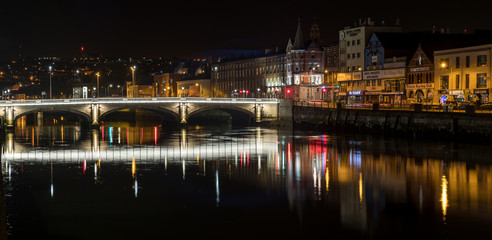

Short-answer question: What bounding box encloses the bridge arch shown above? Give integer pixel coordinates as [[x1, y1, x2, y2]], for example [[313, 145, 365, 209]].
[[13, 109, 92, 125], [99, 106, 180, 124], [186, 105, 256, 124]]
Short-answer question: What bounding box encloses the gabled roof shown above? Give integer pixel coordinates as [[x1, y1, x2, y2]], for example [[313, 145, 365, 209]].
[[369, 32, 423, 59]]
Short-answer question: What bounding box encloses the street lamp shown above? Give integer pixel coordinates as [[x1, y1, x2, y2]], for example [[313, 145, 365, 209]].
[[96, 72, 100, 98], [214, 66, 218, 97], [49, 66, 52, 99], [131, 66, 136, 98]]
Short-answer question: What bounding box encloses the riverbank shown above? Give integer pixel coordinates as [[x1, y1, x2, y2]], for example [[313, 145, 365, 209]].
[[293, 106, 492, 142]]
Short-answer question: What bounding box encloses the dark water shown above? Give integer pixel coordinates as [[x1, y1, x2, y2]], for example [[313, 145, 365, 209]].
[[1, 119, 492, 239]]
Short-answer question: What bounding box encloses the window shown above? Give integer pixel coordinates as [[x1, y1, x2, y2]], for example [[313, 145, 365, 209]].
[[347, 54, 350, 59], [477, 55, 487, 67], [347, 41, 350, 46], [372, 80, 376, 86], [440, 75, 449, 89], [357, 52, 361, 58], [352, 53, 355, 59], [466, 56, 470, 68], [456, 56, 460, 68], [456, 75, 460, 89], [357, 39, 361, 45], [477, 73, 487, 88], [465, 74, 470, 89], [377, 79, 382, 86], [352, 40, 356, 45]]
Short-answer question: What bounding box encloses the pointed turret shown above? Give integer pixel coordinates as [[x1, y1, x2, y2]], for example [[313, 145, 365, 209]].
[[310, 17, 322, 45], [293, 18, 304, 50]]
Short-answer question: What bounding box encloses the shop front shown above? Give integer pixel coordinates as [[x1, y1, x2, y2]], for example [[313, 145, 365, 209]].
[[365, 91, 381, 103], [347, 90, 364, 104], [449, 90, 465, 103], [474, 89, 489, 104], [406, 83, 434, 103]]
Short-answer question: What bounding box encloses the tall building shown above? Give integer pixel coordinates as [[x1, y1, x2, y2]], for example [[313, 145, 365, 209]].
[[323, 42, 339, 104], [286, 18, 325, 100], [338, 17, 402, 72]]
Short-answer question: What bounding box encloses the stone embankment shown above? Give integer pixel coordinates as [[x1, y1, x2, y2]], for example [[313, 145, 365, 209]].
[[293, 106, 492, 141]]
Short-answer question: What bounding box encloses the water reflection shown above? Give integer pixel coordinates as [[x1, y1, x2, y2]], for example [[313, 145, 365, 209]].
[[2, 122, 492, 238]]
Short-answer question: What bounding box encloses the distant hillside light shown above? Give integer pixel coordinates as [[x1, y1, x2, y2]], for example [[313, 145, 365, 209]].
[[81, 46, 84, 51]]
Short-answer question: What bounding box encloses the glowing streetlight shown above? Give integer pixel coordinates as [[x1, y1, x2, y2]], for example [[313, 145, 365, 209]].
[[131, 66, 136, 97], [49, 66, 52, 99], [96, 72, 100, 98]]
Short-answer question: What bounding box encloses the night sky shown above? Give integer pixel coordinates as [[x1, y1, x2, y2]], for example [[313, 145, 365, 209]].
[[2, 0, 492, 62]]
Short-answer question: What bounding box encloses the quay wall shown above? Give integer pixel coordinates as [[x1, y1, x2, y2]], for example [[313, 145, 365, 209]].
[[293, 106, 492, 141]]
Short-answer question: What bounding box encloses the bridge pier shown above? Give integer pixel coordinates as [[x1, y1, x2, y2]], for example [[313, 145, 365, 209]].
[[91, 104, 100, 127], [36, 112, 43, 126], [4, 107, 14, 128], [255, 104, 263, 123], [179, 103, 188, 124]]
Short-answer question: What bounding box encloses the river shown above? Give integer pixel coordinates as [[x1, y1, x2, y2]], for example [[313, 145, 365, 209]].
[[1, 116, 492, 239]]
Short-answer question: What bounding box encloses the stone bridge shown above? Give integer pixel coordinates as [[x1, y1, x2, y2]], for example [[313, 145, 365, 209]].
[[0, 97, 283, 127]]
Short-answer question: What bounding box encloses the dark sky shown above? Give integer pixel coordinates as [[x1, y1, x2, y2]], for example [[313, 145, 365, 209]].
[[2, 0, 492, 61]]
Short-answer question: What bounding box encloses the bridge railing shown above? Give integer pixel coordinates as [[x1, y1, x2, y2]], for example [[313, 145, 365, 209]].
[[0, 97, 279, 106]]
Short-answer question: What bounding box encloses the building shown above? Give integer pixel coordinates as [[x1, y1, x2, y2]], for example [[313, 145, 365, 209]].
[[176, 79, 211, 97], [323, 42, 339, 103], [338, 17, 402, 72], [154, 60, 210, 97], [434, 44, 492, 105], [406, 43, 435, 103], [406, 32, 492, 104], [126, 82, 154, 98], [211, 18, 325, 100], [154, 73, 187, 97], [362, 32, 421, 104], [212, 52, 284, 98], [285, 18, 325, 101]]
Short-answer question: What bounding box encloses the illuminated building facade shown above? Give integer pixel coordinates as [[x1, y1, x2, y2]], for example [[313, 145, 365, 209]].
[[338, 18, 402, 73], [434, 44, 492, 104], [285, 19, 325, 101]]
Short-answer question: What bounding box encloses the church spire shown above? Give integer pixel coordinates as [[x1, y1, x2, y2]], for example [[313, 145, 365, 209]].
[[310, 17, 322, 45], [293, 18, 304, 50]]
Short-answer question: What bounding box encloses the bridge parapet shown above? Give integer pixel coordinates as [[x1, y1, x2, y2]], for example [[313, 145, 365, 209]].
[[0, 97, 282, 128]]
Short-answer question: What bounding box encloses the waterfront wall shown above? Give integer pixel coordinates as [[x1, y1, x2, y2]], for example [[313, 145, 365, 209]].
[[293, 106, 492, 141]]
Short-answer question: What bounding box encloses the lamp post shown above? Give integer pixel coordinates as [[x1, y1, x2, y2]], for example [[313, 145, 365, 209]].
[[96, 72, 100, 98], [108, 84, 113, 97], [214, 66, 218, 97], [130, 66, 136, 98], [49, 66, 52, 99]]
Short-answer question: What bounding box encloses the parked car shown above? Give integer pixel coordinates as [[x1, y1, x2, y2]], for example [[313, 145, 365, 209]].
[[480, 103, 492, 110], [456, 101, 474, 110]]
